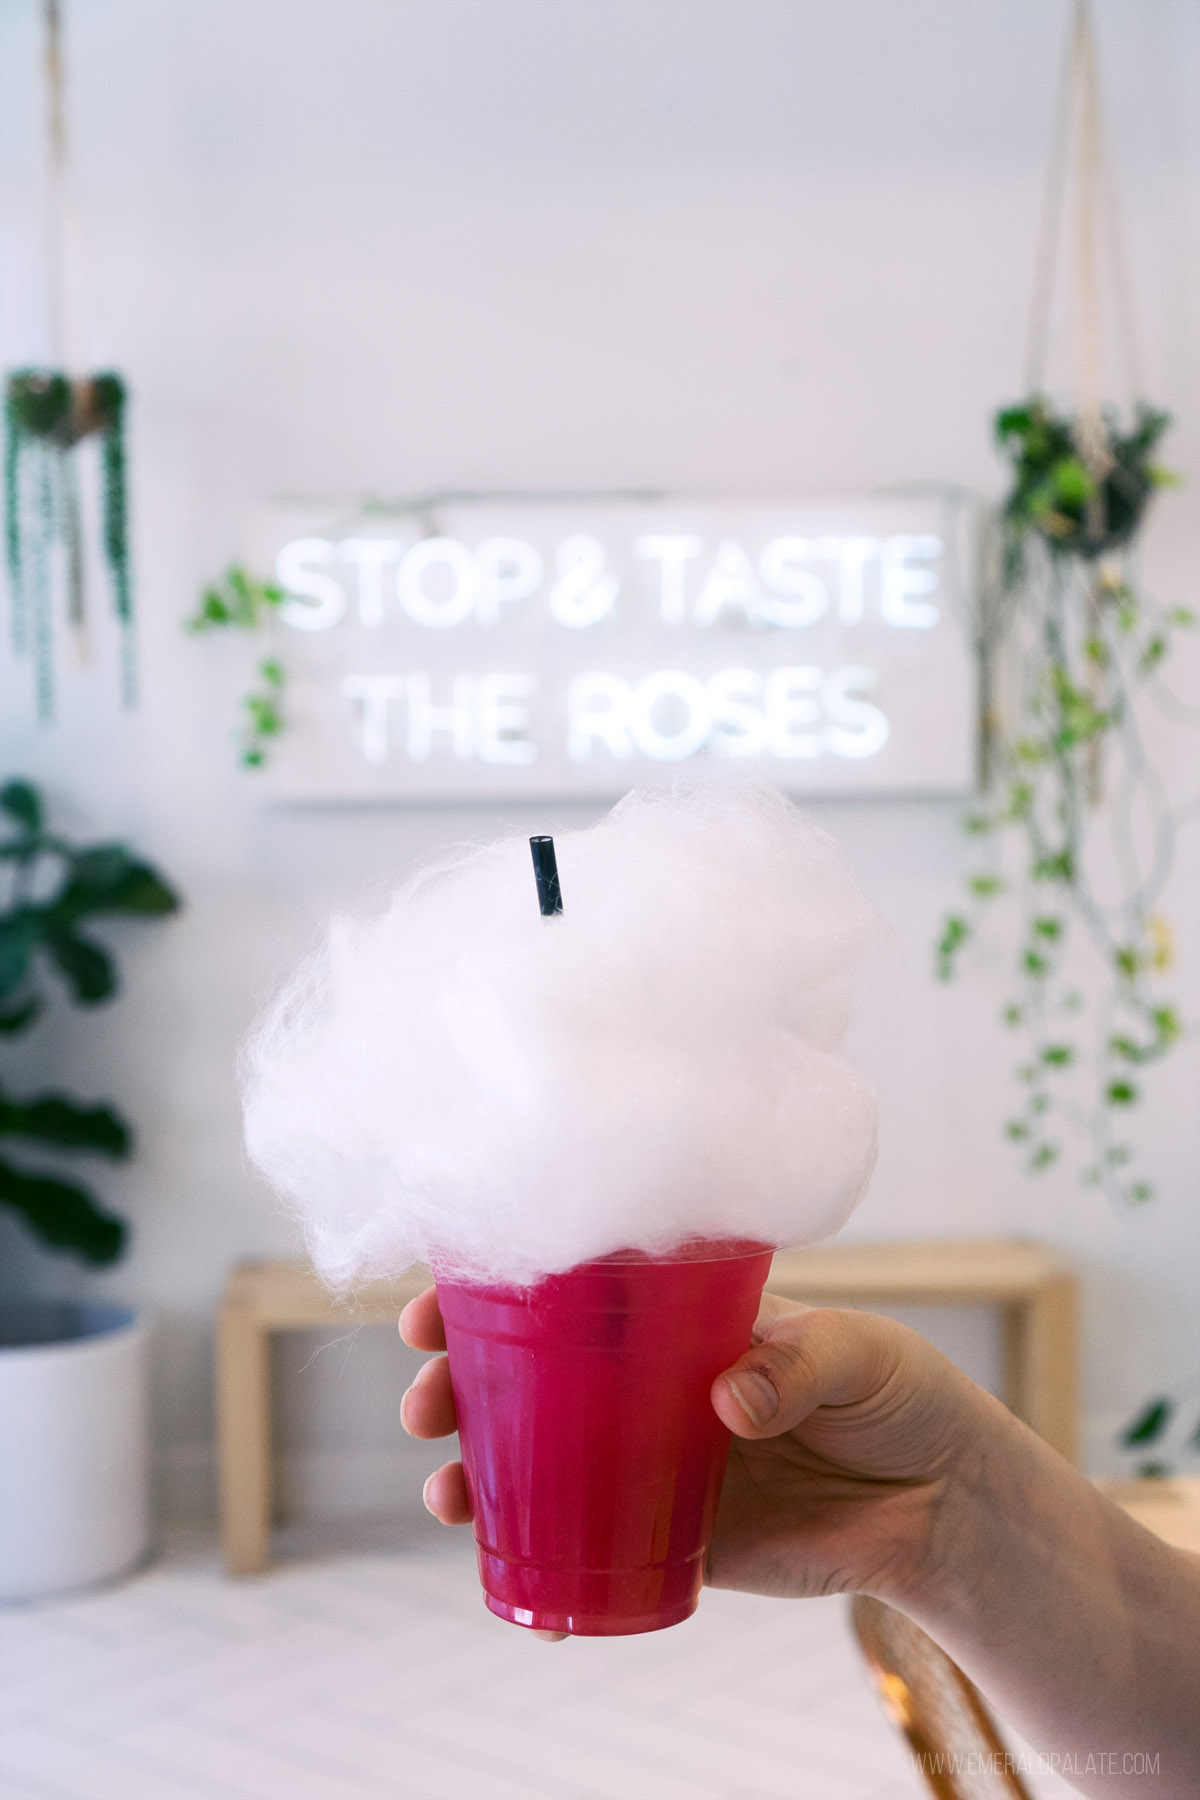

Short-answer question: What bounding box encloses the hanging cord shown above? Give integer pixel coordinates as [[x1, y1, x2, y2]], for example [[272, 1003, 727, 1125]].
[[1022, 1, 1077, 397], [1072, 0, 1107, 475], [1022, 0, 1142, 417], [43, 0, 67, 368], [1098, 80, 1145, 407]]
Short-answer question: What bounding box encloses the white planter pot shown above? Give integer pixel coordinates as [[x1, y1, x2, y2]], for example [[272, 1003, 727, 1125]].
[[0, 1302, 151, 1604]]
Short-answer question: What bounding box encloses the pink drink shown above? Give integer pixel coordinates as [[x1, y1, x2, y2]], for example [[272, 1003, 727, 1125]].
[[436, 1240, 773, 1637]]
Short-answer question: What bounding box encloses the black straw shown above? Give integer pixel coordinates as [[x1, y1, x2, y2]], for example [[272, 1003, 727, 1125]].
[[529, 835, 563, 916]]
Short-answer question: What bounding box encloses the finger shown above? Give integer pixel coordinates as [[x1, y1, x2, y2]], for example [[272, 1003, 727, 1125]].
[[533, 1630, 568, 1643], [712, 1308, 895, 1439], [400, 1354, 458, 1439], [422, 1460, 472, 1525], [750, 1289, 812, 1342], [399, 1287, 446, 1351]]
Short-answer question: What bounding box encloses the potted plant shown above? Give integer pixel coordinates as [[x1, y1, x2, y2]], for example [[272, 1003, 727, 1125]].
[[0, 780, 179, 1601]]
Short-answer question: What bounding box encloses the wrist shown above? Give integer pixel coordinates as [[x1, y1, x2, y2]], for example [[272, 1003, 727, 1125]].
[[883, 1387, 1026, 1626]]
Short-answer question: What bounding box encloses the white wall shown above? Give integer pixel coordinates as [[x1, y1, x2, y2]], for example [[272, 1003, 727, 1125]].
[[1, 0, 1197, 1515]]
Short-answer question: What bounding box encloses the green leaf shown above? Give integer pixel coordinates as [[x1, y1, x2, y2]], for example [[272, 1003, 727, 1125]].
[[1028, 1142, 1058, 1171], [0, 996, 40, 1034], [968, 874, 1004, 898], [186, 588, 234, 631], [1040, 1044, 1074, 1067], [244, 696, 283, 734], [258, 658, 285, 688], [1005, 1120, 1030, 1141], [0, 780, 42, 834], [187, 565, 285, 635], [0, 910, 41, 999], [55, 847, 180, 921], [0, 1156, 126, 1264], [1105, 1144, 1133, 1167], [1002, 1003, 1024, 1028], [1032, 916, 1063, 940], [1114, 946, 1140, 980], [1127, 1181, 1155, 1204], [935, 914, 970, 979], [1106, 1079, 1138, 1106], [1022, 949, 1049, 977], [1050, 457, 1094, 506], [995, 403, 1035, 440], [43, 930, 116, 1004], [1121, 1398, 1172, 1447], [1152, 1006, 1181, 1045], [0, 1093, 131, 1157], [1139, 635, 1167, 676], [1033, 851, 1074, 883], [1167, 605, 1195, 629]]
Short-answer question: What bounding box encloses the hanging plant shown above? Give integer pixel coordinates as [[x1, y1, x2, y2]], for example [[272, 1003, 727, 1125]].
[[937, 399, 1192, 1204], [4, 8, 136, 719], [186, 566, 289, 769], [994, 397, 1175, 564], [936, 1, 1197, 1210], [3, 368, 134, 719]]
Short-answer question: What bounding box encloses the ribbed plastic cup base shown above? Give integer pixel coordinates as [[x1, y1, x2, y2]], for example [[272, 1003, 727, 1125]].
[[476, 1545, 704, 1637], [484, 1595, 698, 1637]]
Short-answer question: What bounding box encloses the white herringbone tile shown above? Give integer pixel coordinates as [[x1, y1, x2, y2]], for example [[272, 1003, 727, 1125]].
[[0, 1721, 230, 1800], [0, 1526, 955, 1800], [249, 1706, 569, 1800]]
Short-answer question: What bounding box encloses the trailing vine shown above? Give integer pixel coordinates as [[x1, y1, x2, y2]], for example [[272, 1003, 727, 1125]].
[[937, 398, 1194, 1206], [186, 566, 288, 769]]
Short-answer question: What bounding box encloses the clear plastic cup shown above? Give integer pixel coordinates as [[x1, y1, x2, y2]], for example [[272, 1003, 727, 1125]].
[[435, 1239, 773, 1637]]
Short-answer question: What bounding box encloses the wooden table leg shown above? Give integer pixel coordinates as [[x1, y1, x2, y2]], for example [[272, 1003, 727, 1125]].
[[1002, 1276, 1078, 1466], [216, 1301, 273, 1575]]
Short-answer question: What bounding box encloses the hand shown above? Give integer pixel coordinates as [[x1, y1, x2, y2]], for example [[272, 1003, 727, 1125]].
[[402, 1284, 1200, 1796], [705, 1291, 999, 1611], [398, 1286, 472, 1525], [398, 1286, 568, 1639], [400, 1284, 994, 1618]]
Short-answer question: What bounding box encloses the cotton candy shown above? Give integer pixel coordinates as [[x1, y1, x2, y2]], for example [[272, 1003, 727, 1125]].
[[242, 776, 880, 1287]]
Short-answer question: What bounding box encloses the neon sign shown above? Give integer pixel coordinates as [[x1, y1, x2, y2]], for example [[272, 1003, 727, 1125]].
[[244, 500, 974, 799]]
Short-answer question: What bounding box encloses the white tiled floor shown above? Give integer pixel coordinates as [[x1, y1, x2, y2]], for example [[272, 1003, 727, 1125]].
[[0, 1518, 1065, 1800]]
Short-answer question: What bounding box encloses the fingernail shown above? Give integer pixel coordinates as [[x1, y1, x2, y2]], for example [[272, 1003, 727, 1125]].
[[725, 1369, 778, 1426], [422, 1474, 434, 1514]]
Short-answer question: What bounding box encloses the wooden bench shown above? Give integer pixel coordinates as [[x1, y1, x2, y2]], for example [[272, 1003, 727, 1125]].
[[216, 1238, 1078, 1574]]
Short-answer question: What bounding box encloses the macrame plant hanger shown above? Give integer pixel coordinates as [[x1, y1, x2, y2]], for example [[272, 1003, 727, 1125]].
[[987, 0, 1149, 807], [1024, 0, 1144, 457], [3, 0, 134, 721]]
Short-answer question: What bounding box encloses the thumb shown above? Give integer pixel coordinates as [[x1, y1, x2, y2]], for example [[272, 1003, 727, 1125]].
[[711, 1309, 892, 1439]]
